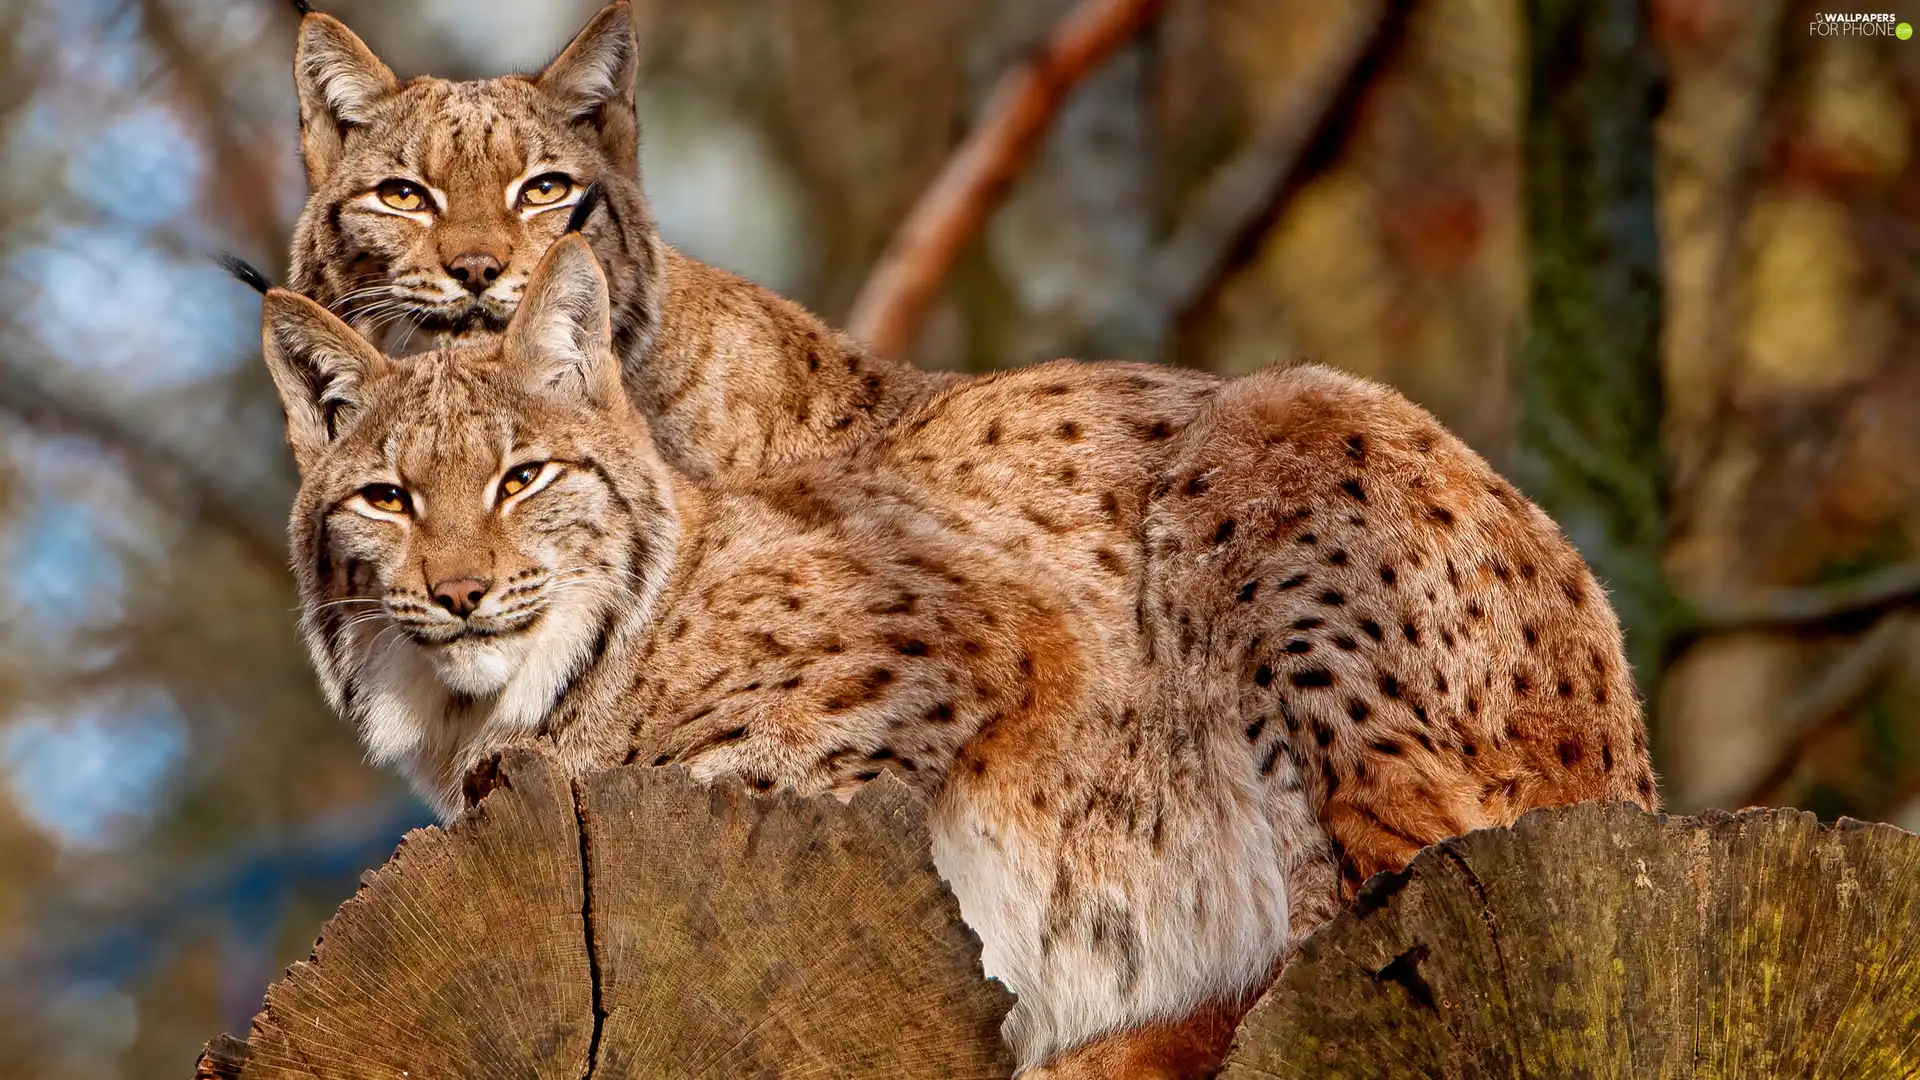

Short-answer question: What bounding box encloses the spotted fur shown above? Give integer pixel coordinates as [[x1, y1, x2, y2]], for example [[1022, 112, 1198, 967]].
[[258, 237, 1655, 1079], [1135, 368, 1657, 911], [271, 17, 1659, 1069]]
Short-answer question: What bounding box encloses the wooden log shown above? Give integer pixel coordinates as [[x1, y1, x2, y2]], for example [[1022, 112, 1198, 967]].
[[195, 761, 1920, 1077], [194, 750, 1015, 1079], [191, 1034, 248, 1080], [1219, 802, 1920, 1077], [578, 763, 1014, 1076], [233, 750, 594, 1079]]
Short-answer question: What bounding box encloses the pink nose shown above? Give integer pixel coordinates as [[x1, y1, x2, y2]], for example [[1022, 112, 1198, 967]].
[[430, 577, 491, 618], [446, 252, 503, 293]]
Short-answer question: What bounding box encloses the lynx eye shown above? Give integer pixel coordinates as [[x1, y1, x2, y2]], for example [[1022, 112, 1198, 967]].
[[375, 179, 429, 213], [519, 173, 573, 208], [359, 483, 411, 514], [499, 462, 546, 499]]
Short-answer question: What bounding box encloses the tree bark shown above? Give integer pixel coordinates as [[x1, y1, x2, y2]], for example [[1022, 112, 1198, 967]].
[[1514, 0, 1682, 719]]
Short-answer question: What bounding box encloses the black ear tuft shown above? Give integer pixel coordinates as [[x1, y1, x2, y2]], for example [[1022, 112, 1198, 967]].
[[213, 252, 273, 295], [565, 181, 605, 235], [290, 0, 314, 15]]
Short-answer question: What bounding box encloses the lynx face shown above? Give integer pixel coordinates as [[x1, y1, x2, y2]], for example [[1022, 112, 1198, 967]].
[[288, 3, 660, 356], [302, 370, 631, 696], [264, 235, 675, 798]]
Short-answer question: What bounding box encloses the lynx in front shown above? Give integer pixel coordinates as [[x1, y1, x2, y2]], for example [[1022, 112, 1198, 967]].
[[255, 236, 1653, 1078]]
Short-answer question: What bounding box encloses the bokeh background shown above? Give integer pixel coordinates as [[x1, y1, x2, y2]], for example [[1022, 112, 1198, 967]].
[[0, 0, 1915, 1075]]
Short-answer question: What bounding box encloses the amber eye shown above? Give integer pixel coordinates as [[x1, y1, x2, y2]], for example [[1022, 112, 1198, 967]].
[[375, 179, 429, 213], [519, 173, 573, 208], [359, 483, 410, 514], [500, 462, 545, 499]]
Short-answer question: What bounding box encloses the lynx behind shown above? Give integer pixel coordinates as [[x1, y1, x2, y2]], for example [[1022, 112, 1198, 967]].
[[288, 1, 948, 482]]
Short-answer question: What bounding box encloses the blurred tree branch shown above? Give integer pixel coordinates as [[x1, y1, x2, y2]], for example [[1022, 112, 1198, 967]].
[[138, 0, 288, 260], [1734, 614, 1911, 808], [0, 351, 287, 565], [847, 0, 1422, 363], [846, 0, 1168, 358], [1657, 0, 1787, 530], [1680, 562, 1920, 639], [1143, 0, 1415, 318], [0, 3, 290, 566]]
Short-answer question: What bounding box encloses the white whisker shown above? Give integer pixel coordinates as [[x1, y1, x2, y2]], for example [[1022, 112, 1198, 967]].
[[394, 312, 424, 355], [310, 596, 385, 613], [339, 611, 396, 635], [329, 285, 399, 312]]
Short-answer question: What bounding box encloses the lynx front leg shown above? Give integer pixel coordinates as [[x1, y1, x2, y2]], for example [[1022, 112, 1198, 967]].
[[1282, 830, 1342, 941]]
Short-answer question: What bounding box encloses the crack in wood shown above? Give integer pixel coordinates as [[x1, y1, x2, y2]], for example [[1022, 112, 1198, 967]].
[[1435, 834, 1513, 1055], [1438, 838, 1507, 984], [1371, 942, 1437, 1013], [572, 778, 607, 1080]]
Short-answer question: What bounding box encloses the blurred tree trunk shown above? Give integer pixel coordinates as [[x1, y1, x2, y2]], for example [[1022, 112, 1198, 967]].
[[1516, 0, 1681, 725]]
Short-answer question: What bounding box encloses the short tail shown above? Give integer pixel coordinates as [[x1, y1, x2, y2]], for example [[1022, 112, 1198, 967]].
[[212, 252, 272, 295]]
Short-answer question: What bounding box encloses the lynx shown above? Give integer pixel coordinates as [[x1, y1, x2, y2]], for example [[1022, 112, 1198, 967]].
[[287, 0, 953, 484], [248, 233, 1654, 1078]]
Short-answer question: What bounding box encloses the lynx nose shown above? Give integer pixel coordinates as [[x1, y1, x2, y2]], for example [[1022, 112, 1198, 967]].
[[446, 252, 503, 293], [430, 577, 492, 618]]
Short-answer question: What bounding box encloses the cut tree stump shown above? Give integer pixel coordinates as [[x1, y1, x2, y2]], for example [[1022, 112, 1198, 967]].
[[196, 760, 1920, 1078], [1220, 802, 1920, 1078], [233, 750, 593, 1079], [195, 750, 1014, 1079], [577, 763, 1012, 1076]]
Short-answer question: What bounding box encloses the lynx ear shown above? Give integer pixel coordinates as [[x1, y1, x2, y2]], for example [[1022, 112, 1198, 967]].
[[294, 14, 398, 184], [503, 235, 622, 410], [260, 289, 390, 471], [537, 2, 638, 162]]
